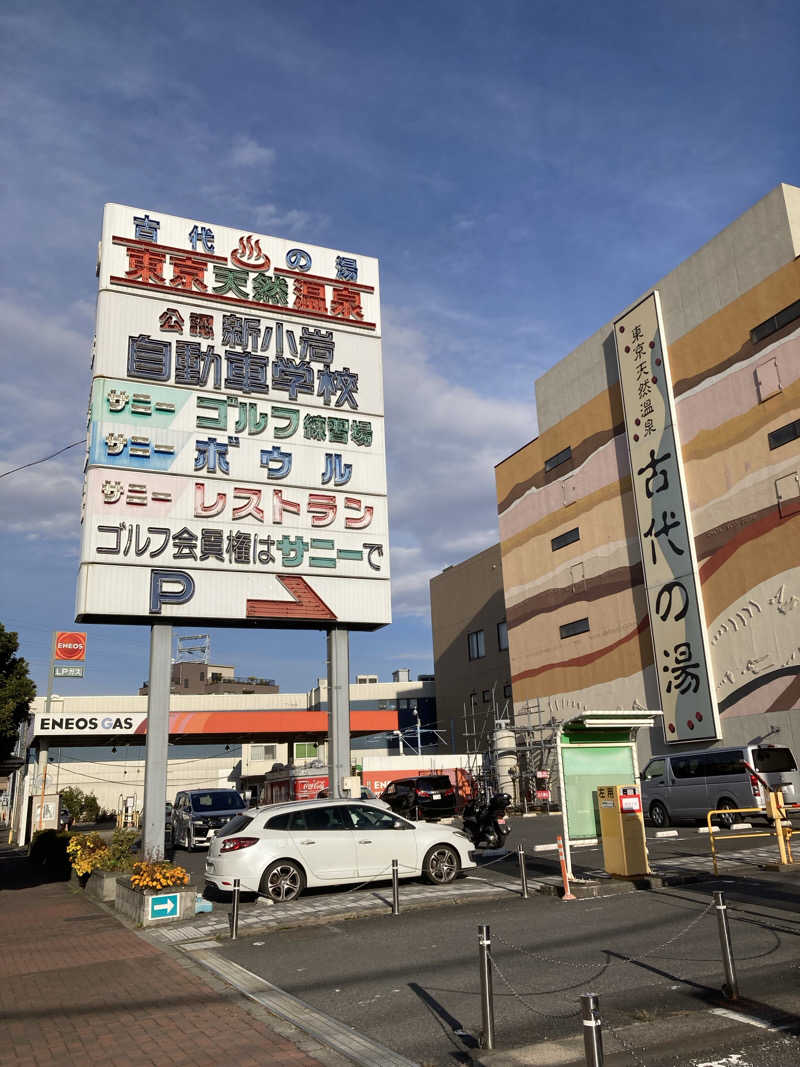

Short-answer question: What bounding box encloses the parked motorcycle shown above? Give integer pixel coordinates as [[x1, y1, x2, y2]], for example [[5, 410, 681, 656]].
[[461, 792, 512, 849]]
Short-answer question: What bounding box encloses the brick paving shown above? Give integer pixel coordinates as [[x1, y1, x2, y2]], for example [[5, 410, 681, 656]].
[[0, 841, 327, 1066]]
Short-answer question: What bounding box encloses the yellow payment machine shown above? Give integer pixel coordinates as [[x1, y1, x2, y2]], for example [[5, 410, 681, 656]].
[[597, 784, 650, 877]]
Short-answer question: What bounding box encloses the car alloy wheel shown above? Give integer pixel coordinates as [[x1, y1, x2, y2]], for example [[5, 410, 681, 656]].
[[423, 844, 459, 885], [715, 800, 737, 829], [649, 801, 669, 828], [260, 860, 305, 902]]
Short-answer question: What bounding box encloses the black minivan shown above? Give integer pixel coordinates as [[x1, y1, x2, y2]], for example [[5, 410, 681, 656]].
[[379, 776, 457, 821], [172, 788, 247, 850]]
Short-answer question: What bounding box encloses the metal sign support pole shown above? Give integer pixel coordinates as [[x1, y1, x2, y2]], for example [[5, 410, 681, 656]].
[[37, 632, 57, 831], [327, 627, 350, 799], [142, 624, 172, 860]]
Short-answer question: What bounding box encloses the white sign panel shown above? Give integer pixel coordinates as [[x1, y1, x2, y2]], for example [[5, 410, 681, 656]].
[[614, 292, 720, 743], [35, 712, 145, 735], [77, 204, 390, 628]]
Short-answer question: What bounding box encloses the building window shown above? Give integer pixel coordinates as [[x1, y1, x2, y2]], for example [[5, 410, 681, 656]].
[[750, 298, 800, 345], [544, 445, 572, 473], [497, 620, 508, 651], [183, 679, 189, 688], [768, 418, 800, 451], [560, 617, 590, 639], [503, 684, 512, 699], [468, 630, 486, 660], [551, 526, 580, 551], [250, 744, 277, 762], [294, 742, 317, 760], [482, 689, 491, 703]]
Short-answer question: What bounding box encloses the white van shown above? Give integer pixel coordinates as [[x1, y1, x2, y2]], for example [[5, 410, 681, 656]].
[[640, 744, 800, 828]]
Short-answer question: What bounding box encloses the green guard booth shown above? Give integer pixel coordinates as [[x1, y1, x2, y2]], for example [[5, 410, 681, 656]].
[[556, 710, 662, 879]]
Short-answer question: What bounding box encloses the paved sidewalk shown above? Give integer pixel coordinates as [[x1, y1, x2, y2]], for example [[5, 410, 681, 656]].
[[151, 871, 521, 947], [0, 841, 337, 1066]]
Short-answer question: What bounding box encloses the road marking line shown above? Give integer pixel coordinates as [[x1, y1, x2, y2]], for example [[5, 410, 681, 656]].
[[655, 830, 679, 838], [710, 1007, 778, 1030], [193, 952, 419, 1067]]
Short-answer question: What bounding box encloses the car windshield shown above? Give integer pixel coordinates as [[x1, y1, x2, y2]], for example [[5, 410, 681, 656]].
[[416, 777, 452, 790], [191, 791, 245, 813]]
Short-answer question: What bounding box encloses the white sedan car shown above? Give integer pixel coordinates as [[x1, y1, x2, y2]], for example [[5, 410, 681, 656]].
[[204, 798, 476, 902]]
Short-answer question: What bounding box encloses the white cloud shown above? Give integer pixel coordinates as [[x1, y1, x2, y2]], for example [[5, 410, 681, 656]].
[[382, 309, 536, 618], [230, 136, 277, 168], [252, 202, 327, 237]]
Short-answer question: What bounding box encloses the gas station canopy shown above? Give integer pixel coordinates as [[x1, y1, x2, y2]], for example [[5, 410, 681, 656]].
[[29, 707, 399, 747]]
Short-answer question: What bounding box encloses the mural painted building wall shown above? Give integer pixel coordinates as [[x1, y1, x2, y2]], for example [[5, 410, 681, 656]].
[[495, 183, 800, 752]]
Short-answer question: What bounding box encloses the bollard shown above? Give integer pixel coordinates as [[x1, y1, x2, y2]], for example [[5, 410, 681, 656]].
[[713, 891, 739, 999], [392, 859, 400, 916], [517, 843, 529, 899], [581, 993, 604, 1067], [230, 877, 240, 940], [478, 924, 495, 1050], [557, 835, 576, 901]]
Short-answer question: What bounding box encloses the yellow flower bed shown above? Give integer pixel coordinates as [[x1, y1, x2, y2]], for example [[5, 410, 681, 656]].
[[66, 832, 111, 877], [130, 860, 190, 891]]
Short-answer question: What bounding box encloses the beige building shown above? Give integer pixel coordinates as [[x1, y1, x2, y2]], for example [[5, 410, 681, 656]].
[[430, 543, 512, 753], [139, 660, 279, 696], [494, 183, 800, 760]]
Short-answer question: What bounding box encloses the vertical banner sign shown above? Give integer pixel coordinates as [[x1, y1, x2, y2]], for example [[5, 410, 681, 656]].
[[76, 205, 389, 630], [614, 292, 720, 743]]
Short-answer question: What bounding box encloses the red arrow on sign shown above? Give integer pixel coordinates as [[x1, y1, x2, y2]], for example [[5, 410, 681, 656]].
[[246, 575, 337, 621]]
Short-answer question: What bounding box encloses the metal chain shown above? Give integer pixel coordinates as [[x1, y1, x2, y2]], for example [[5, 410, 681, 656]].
[[234, 858, 422, 903], [492, 898, 716, 976], [488, 950, 583, 1020], [602, 1015, 650, 1067], [611, 899, 716, 966], [471, 849, 515, 870], [493, 929, 602, 970]]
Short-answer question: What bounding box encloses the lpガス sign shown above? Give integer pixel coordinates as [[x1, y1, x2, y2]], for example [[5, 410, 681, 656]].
[[54, 632, 87, 661]]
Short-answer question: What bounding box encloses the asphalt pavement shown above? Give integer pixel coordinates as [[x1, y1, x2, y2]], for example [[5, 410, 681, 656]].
[[211, 871, 800, 1066], [161, 813, 800, 1066]]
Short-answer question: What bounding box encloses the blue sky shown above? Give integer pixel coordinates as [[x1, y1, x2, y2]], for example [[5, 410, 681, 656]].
[[1, 0, 798, 698]]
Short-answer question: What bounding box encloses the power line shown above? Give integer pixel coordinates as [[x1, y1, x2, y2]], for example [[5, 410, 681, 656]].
[[0, 440, 84, 480]]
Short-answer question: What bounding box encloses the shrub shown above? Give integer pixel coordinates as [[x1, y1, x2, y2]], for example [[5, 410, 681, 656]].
[[66, 828, 140, 877], [130, 860, 190, 891], [66, 832, 110, 877], [29, 829, 71, 876], [106, 828, 138, 872], [81, 793, 100, 824], [60, 787, 84, 821]]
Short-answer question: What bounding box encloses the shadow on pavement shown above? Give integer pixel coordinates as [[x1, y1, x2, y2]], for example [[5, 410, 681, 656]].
[[0, 838, 71, 891], [408, 980, 477, 1062]]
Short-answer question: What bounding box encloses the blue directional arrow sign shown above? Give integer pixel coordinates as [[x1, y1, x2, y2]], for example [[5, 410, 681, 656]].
[[149, 893, 179, 920]]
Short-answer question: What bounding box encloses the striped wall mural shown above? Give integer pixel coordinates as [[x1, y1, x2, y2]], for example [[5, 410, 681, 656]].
[[496, 256, 800, 729]]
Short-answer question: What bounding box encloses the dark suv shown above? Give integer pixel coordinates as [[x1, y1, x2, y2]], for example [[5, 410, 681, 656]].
[[379, 776, 457, 820], [172, 789, 247, 850]]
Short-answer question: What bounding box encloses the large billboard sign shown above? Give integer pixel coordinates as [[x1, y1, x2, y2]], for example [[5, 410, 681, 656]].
[[76, 205, 390, 629], [614, 292, 720, 743]]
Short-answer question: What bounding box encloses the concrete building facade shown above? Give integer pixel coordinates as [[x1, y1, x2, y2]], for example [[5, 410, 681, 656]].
[[16, 672, 435, 823], [430, 543, 512, 753], [495, 183, 800, 758]]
